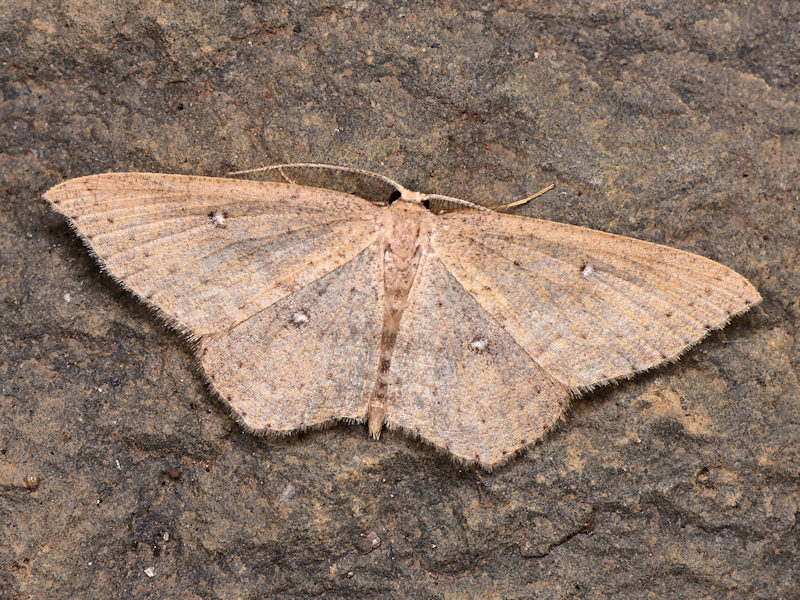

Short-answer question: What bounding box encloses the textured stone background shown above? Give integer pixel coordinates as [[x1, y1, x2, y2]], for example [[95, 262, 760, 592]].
[[1, 1, 798, 598]]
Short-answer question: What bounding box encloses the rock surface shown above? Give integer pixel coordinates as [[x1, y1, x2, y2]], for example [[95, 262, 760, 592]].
[[1, 1, 797, 598]]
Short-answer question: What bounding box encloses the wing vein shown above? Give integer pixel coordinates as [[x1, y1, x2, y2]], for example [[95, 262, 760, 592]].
[[121, 216, 369, 283], [454, 233, 667, 359], [220, 240, 380, 333], [476, 227, 741, 310]]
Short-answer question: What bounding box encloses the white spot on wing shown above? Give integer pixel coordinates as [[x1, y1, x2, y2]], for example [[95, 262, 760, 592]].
[[211, 211, 227, 228], [470, 338, 488, 351], [291, 311, 309, 325], [581, 262, 594, 277]]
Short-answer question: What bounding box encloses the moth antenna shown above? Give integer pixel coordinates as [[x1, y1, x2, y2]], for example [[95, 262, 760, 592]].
[[277, 166, 296, 185], [227, 162, 405, 193], [487, 184, 556, 212], [423, 194, 493, 212]]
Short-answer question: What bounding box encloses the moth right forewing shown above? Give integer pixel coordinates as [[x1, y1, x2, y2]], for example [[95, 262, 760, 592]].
[[431, 210, 761, 391]]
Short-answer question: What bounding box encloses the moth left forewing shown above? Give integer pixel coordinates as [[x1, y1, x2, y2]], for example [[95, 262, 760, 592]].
[[44, 173, 382, 337]]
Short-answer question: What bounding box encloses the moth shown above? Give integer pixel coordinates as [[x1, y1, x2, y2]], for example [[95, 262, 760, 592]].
[[44, 164, 761, 467]]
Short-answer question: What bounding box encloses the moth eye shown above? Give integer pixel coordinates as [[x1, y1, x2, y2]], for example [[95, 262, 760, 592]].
[[387, 190, 401, 204], [421, 198, 431, 210]]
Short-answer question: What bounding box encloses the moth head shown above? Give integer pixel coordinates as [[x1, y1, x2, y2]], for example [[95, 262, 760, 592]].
[[387, 186, 433, 211], [391, 183, 483, 214], [399, 189, 427, 204]]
